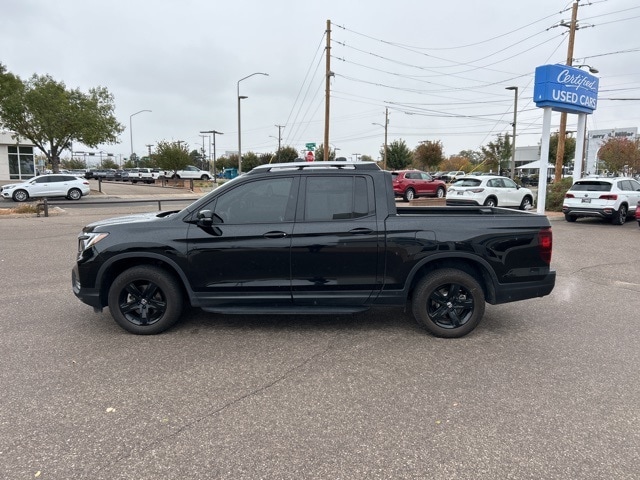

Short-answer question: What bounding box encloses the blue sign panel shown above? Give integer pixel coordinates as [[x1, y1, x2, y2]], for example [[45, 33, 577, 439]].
[[534, 64, 599, 114]]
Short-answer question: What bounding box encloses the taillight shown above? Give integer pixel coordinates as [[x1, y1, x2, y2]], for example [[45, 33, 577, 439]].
[[599, 194, 618, 200], [539, 228, 552, 265], [565, 193, 575, 198]]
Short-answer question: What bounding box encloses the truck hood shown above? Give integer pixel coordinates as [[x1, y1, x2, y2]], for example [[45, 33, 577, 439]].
[[86, 211, 174, 229]]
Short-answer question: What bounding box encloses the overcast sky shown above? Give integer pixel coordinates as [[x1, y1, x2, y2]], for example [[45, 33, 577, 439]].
[[2, 0, 640, 163]]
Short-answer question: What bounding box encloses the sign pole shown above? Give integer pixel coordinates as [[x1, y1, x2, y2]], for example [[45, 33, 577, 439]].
[[537, 107, 552, 214], [574, 113, 587, 178]]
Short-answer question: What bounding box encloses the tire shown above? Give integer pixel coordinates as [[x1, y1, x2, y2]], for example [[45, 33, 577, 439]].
[[411, 268, 485, 338], [200, 175, 210, 180], [564, 213, 577, 222], [519, 195, 533, 210], [611, 204, 627, 225], [173, 174, 180, 179], [483, 197, 497, 207], [436, 187, 445, 198], [108, 266, 184, 335], [12, 189, 29, 202], [404, 188, 416, 202], [67, 188, 82, 200]]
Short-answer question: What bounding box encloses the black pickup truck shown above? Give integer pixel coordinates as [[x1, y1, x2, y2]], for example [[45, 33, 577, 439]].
[[72, 162, 555, 338]]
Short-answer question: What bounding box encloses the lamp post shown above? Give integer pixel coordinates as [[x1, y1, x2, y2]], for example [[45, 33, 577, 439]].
[[201, 130, 223, 183], [505, 86, 518, 179], [237, 72, 268, 173], [372, 122, 389, 170], [129, 109, 151, 167]]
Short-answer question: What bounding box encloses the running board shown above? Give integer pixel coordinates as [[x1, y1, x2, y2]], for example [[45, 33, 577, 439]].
[[201, 306, 370, 315]]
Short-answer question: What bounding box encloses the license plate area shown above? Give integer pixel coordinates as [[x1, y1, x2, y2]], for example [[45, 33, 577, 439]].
[[581, 198, 591, 203]]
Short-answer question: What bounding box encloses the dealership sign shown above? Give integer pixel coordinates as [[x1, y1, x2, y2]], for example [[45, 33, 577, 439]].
[[533, 64, 599, 114]]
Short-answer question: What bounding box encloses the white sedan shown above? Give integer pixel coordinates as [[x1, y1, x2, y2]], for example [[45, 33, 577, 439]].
[[0, 174, 91, 202], [446, 175, 534, 209]]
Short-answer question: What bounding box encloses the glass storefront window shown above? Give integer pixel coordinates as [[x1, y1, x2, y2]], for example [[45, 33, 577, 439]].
[[8, 145, 35, 179]]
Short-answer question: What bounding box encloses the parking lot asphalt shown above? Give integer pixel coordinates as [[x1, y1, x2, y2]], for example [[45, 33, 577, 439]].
[[0, 193, 639, 479]]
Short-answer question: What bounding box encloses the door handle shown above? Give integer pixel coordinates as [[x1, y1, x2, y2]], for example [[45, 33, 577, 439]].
[[348, 228, 373, 235], [264, 231, 288, 238]]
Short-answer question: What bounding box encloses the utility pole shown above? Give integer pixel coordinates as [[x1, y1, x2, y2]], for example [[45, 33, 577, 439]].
[[145, 144, 153, 166], [199, 135, 208, 170], [276, 125, 284, 153], [383, 107, 389, 170], [555, 1, 579, 182], [324, 19, 332, 161]]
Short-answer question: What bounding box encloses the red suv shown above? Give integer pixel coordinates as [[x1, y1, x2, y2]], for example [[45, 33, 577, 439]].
[[392, 170, 447, 202]]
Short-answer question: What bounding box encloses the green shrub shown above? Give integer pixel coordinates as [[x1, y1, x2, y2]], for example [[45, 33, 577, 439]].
[[545, 177, 573, 211]]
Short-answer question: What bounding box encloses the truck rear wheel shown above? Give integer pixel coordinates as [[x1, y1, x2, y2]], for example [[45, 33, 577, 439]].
[[411, 268, 485, 338], [108, 266, 184, 335]]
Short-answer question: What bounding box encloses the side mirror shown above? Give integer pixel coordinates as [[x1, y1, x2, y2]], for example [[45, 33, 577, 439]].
[[197, 209, 214, 227], [196, 210, 223, 235]]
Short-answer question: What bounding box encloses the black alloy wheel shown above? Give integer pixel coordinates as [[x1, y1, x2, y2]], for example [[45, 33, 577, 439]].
[[412, 269, 485, 338], [612, 205, 627, 225], [108, 266, 183, 334]]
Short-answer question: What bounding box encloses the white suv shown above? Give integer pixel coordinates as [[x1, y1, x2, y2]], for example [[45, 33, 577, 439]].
[[562, 177, 640, 225]]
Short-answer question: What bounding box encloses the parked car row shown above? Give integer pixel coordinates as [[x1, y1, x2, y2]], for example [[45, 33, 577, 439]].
[[84, 166, 213, 182]]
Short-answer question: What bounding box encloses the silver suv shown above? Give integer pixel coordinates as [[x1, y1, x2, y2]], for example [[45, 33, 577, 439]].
[[562, 177, 640, 225]]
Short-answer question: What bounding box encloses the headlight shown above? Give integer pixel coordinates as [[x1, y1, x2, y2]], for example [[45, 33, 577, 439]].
[[78, 232, 109, 252]]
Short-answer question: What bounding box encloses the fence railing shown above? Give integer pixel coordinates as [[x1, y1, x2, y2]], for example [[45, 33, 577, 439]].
[[36, 197, 200, 217]]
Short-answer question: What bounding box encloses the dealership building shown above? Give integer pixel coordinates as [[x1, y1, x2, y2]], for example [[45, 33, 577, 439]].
[[0, 131, 36, 180]]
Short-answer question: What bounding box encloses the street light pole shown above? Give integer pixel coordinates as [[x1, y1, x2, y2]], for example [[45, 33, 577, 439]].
[[237, 72, 268, 173], [129, 109, 151, 167], [505, 86, 518, 179], [201, 130, 223, 183]]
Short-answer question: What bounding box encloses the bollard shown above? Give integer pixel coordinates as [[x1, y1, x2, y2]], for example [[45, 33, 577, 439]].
[[43, 197, 49, 217], [98, 178, 102, 193]]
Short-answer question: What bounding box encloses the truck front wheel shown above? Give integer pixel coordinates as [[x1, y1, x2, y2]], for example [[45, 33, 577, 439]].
[[108, 266, 184, 335], [411, 269, 485, 338]]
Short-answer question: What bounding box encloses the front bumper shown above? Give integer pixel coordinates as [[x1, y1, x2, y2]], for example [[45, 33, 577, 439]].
[[72, 264, 103, 311]]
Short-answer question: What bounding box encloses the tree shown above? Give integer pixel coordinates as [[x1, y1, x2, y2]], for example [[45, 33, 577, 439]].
[[61, 158, 87, 170], [259, 152, 274, 165], [314, 143, 336, 162], [275, 146, 300, 163], [360, 154, 374, 163], [548, 133, 576, 167], [458, 149, 482, 165], [154, 140, 190, 173], [480, 134, 510, 174], [414, 140, 444, 171], [189, 149, 207, 170], [102, 158, 119, 169], [382, 139, 412, 170], [597, 137, 640, 175], [0, 64, 124, 173], [241, 151, 260, 172], [440, 155, 473, 173]]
